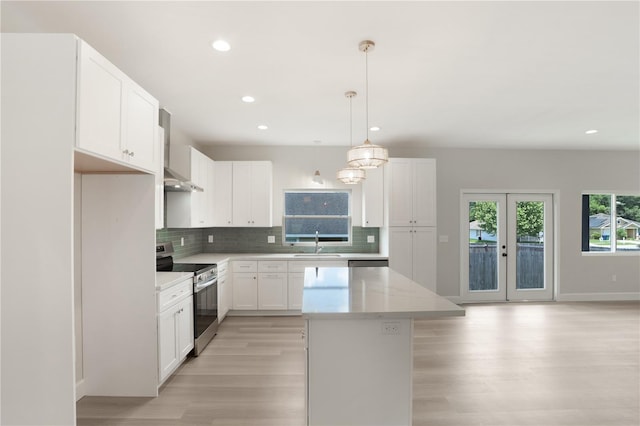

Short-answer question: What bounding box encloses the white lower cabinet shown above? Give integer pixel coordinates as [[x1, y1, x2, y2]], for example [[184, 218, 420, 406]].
[[232, 261, 258, 310], [232, 260, 288, 310], [287, 273, 305, 310], [217, 260, 230, 322], [389, 227, 437, 292], [157, 279, 194, 384]]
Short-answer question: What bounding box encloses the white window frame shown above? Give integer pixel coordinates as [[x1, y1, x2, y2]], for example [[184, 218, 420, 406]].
[[582, 191, 640, 256]]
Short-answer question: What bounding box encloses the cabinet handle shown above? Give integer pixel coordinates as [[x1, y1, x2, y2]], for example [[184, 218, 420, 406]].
[[122, 149, 130, 155], [129, 151, 135, 157]]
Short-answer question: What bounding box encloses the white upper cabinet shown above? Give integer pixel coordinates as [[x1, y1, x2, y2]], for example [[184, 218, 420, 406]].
[[122, 81, 158, 171], [231, 161, 273, 227], [76, 41, 123, 161], [213, 161, 233, 226], [166, 146, 215, 228], [76, 40, 158, 173], [362, 166, 384, 227], [387, 158, 436, 227]]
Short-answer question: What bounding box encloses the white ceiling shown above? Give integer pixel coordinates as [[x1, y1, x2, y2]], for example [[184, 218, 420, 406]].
[[2, 1, 639, 150]]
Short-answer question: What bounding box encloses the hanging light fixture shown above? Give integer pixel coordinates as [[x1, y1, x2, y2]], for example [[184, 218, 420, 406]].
[[337, 91, 366, 184], [347, 40, 388, 169]]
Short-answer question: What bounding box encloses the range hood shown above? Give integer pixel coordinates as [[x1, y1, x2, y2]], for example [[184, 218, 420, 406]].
[[159, 109, 203, 192]]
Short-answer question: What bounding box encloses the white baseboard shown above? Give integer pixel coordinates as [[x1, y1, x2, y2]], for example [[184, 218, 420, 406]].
[[75, 379, 86, 402], [227, 310, 302, 317], [446, 293, 639, 304], [557, 292, 640, 302]]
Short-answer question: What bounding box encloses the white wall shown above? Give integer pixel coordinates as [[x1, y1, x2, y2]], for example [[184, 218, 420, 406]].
[[1, 34, 77, 425], [202, 145, 364, 226], [202, 145, 640, 300], [74, 174, 84, 398]]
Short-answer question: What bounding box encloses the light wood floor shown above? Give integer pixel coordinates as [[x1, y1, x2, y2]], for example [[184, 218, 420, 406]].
[[77, 302, 640, 426]]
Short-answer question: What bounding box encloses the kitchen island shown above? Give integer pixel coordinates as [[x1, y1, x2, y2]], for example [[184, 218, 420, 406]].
[[302, 266, 464, 426]]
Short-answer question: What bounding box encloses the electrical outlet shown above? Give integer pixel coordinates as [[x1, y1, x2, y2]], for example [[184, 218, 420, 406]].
[[268, 235, 276, 244], [180, 237, 185, 246], [439, 235, 449, 243], [367, 235, 375, 243], [208, 235, 213, 243], [611, 274, 617, 282], [381, 321, 401, 335]]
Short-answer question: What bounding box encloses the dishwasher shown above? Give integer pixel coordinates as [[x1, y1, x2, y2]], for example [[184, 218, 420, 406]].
[[347, 259, 389, 267]]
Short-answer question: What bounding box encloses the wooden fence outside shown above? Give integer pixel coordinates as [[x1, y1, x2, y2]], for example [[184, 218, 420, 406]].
[[469, 244, 544, 291]]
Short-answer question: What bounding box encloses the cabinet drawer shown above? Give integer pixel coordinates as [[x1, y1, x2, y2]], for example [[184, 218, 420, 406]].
[[258, 260, 287, 273], [217, 261, 229, 275], [233, 260, 257, 273], [158, 279, 192, 312], [287, 260, 348, 273]]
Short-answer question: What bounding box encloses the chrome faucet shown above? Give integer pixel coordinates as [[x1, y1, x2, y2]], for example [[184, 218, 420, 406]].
[[315, 230, 323, 254]]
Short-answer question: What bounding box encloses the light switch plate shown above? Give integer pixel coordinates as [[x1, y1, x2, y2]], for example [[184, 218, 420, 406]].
[[208, 235, 213, 243], [267, 235, 276, 244], [367, 235, 375, 243]]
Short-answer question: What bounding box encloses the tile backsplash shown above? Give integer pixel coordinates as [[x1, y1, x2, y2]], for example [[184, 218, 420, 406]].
[[156, 226, 379, 259]]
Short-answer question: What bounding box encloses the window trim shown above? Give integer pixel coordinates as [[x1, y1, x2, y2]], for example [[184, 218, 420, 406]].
[[282, 189, 352, 247], [582, 192, 640, 256]]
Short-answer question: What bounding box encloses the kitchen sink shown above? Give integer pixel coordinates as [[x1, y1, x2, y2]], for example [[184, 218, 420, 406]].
[[293, 254, 342, 257]]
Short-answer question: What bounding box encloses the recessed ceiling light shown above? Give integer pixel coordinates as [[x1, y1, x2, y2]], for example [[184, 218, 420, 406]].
[[257, 125, 268, 130], [211, 40, 231, 52], [370, 126, 381, 132], [242, 96, 255, 103], [585, 129, 598, 135]]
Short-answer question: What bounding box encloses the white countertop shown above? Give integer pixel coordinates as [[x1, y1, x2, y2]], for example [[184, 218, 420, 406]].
[[302, 267, 465, 319], [176, 252, 387, 264], [155, 271, 193, 291]]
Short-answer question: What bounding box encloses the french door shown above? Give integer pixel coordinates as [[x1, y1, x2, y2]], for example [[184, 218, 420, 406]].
[[461, 193, 554, 302]]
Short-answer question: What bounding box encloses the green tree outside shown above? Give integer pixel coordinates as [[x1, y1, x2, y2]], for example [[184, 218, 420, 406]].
[[469, 201, 544, 240]]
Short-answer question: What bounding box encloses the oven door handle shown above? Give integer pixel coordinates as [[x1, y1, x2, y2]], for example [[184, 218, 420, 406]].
[[194, 277, 217, 293]]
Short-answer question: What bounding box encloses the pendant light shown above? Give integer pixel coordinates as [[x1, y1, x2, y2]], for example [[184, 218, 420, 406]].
[[337, 91, 366, 184], [347, 40, 388, 169]]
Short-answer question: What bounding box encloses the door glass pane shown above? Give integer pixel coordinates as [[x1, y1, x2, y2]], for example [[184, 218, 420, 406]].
[[468, 201, 498, 291], [515, 201, 545, 289]]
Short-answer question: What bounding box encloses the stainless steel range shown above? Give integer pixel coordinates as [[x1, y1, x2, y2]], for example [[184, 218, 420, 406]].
[[156, 242, 218, 356]]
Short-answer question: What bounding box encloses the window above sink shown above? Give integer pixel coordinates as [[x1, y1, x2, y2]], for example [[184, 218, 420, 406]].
[[283, 190, 351, 247]]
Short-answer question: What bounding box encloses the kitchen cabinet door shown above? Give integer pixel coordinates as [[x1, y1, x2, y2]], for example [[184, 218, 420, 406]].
[[232, 273, 257, 310], [232, 161, 273, 227], [387, 158, 436, 227], [213, 161, 233, 226], [388, 227, 414, 281], [249, 161, 273, 227], [258, 273, 288, 310], [287, 272, 304, 310], [217, 261, 230, 321], [412, 227, 437, 292], [158, 308, 179, 383], [412, 159, 436, 227], [362, 166, 384, 227], [388, 226, 437, 292], [232, 162, 253, 226], [176, 297, 194, 360], [122, 81, 158, 172], [76, 40, 124, 162]]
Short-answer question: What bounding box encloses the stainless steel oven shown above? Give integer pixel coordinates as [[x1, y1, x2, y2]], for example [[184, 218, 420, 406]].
[[192, 265, 218, 355], [156, 242, 218, 356]]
